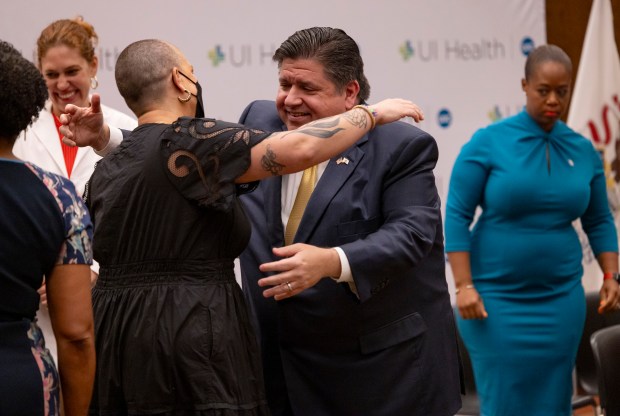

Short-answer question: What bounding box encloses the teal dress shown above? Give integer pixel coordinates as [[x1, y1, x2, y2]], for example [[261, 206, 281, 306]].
[[445, 111, 618, 416]]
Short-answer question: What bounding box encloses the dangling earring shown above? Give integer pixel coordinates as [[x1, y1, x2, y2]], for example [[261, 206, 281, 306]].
[[90, 76, 99, 89], [178, 89, 192, 103]]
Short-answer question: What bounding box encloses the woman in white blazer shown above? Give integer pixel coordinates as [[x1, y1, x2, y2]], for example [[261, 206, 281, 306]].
[[14, 17, 136, 196], [13, 16, 136, 365]]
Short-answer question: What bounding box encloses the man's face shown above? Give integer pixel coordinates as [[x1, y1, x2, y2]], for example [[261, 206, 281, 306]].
[[276, 58, 358, 130]]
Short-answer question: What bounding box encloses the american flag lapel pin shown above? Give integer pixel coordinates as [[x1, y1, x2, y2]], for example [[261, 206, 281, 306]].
[[336, 157, 350, 165]]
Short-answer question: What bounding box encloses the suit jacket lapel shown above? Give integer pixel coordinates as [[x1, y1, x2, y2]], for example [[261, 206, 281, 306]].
[[262, 176, 285, 248], [73, 145, 90, 169], [294, 141, 366, 244]]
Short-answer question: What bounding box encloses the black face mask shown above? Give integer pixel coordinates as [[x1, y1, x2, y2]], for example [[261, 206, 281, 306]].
[[193, 81, 205, 118], [178, 70, 205, 118]]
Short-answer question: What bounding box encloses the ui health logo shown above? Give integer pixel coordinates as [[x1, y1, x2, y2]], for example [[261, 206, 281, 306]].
[[399, 36, 536, 62], [207, 44, 276, 68]]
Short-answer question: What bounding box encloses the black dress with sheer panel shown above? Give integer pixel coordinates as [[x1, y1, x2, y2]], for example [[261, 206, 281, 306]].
[[86, 117, 272, 415]]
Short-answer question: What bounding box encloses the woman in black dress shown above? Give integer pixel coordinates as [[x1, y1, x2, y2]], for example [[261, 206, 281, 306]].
[[62, 39, 422, 415]]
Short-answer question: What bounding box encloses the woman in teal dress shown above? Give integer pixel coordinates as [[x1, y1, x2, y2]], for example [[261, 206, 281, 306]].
[[445, 44, 620, 416]]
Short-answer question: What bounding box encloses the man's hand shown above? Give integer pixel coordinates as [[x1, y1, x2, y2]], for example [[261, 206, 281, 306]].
[[258, 244, 341, 301], [59, 93, 110, 151]]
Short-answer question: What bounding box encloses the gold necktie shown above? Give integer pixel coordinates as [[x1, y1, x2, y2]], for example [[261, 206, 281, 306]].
[[284, 165, 318, 245]]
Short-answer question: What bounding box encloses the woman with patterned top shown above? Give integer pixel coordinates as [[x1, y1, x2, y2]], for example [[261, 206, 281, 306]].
[[0, 40, 95, 416], [59, 38, 423, 415]]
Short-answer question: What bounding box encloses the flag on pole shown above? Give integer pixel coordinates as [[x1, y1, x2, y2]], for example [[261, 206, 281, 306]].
[[567, 0, 620, 292]]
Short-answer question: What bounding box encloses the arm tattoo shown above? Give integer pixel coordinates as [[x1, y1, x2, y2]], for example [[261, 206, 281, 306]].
[[261, 144, 285, 176], [306, 117, 340, 129], [281, 116, 345, 140], [344, 108, 368, 129]]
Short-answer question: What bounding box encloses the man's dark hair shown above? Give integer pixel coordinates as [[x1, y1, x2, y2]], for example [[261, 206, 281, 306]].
[[0, 40, 48, 140], [524, 44, 572, 80], [115, 39, 181, 116], [273, 27, 370, 102]]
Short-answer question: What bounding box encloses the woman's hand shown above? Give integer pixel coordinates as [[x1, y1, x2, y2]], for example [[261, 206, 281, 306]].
[[369, 98, 425, 125], [457, 286, 488, 320], [37, 280, 47, 306], [59, 93, 109, 151], [598, 278, 620, 314]]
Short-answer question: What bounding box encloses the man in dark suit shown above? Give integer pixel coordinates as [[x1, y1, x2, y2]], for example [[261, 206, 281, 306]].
[[239, 27, 462, 416]]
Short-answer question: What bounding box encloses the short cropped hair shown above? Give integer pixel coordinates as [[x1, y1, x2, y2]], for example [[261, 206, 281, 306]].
[[273, 27, 370, 103], [524, 44, 572, 80], [115, 39, 181, 116], [0, 40, 48, 141]]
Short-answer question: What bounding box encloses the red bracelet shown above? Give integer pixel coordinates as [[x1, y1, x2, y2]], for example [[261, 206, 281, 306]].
[[603, 272, 616, 280]]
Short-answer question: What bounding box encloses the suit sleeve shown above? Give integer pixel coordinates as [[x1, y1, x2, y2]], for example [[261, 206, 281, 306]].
[[238, 101, 254, 124], [340, 129, 442, 302]]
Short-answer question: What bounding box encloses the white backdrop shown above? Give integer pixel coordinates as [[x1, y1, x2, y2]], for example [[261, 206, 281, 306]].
[[1, 1, 547, 298]]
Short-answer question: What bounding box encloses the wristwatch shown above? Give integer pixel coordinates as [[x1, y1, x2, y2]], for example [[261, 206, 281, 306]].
[[603, 272, 620, 282]]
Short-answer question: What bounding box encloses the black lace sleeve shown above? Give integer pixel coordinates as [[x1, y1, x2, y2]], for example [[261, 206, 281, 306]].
[[160, 117, 271, 211]]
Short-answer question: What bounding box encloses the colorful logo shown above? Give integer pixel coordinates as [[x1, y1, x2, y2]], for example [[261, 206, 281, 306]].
[[488, 105, 503, 123], [208, 45, 225, 66], [487, 104, 523, 122], [521, 37, 535, 56], [437, 108, 452, 128], [399, 40, 414, 61]]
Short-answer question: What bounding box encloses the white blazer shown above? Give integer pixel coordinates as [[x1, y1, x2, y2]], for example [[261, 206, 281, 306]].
[[13, 100, 137, 197]]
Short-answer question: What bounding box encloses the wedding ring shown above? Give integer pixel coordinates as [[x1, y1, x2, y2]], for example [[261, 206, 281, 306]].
[[286, 282, 293, 292]]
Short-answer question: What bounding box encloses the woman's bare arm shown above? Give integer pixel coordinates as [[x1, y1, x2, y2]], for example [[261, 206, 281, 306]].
[[237, 99, 423, 183], [46, 264, 96, 416]]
